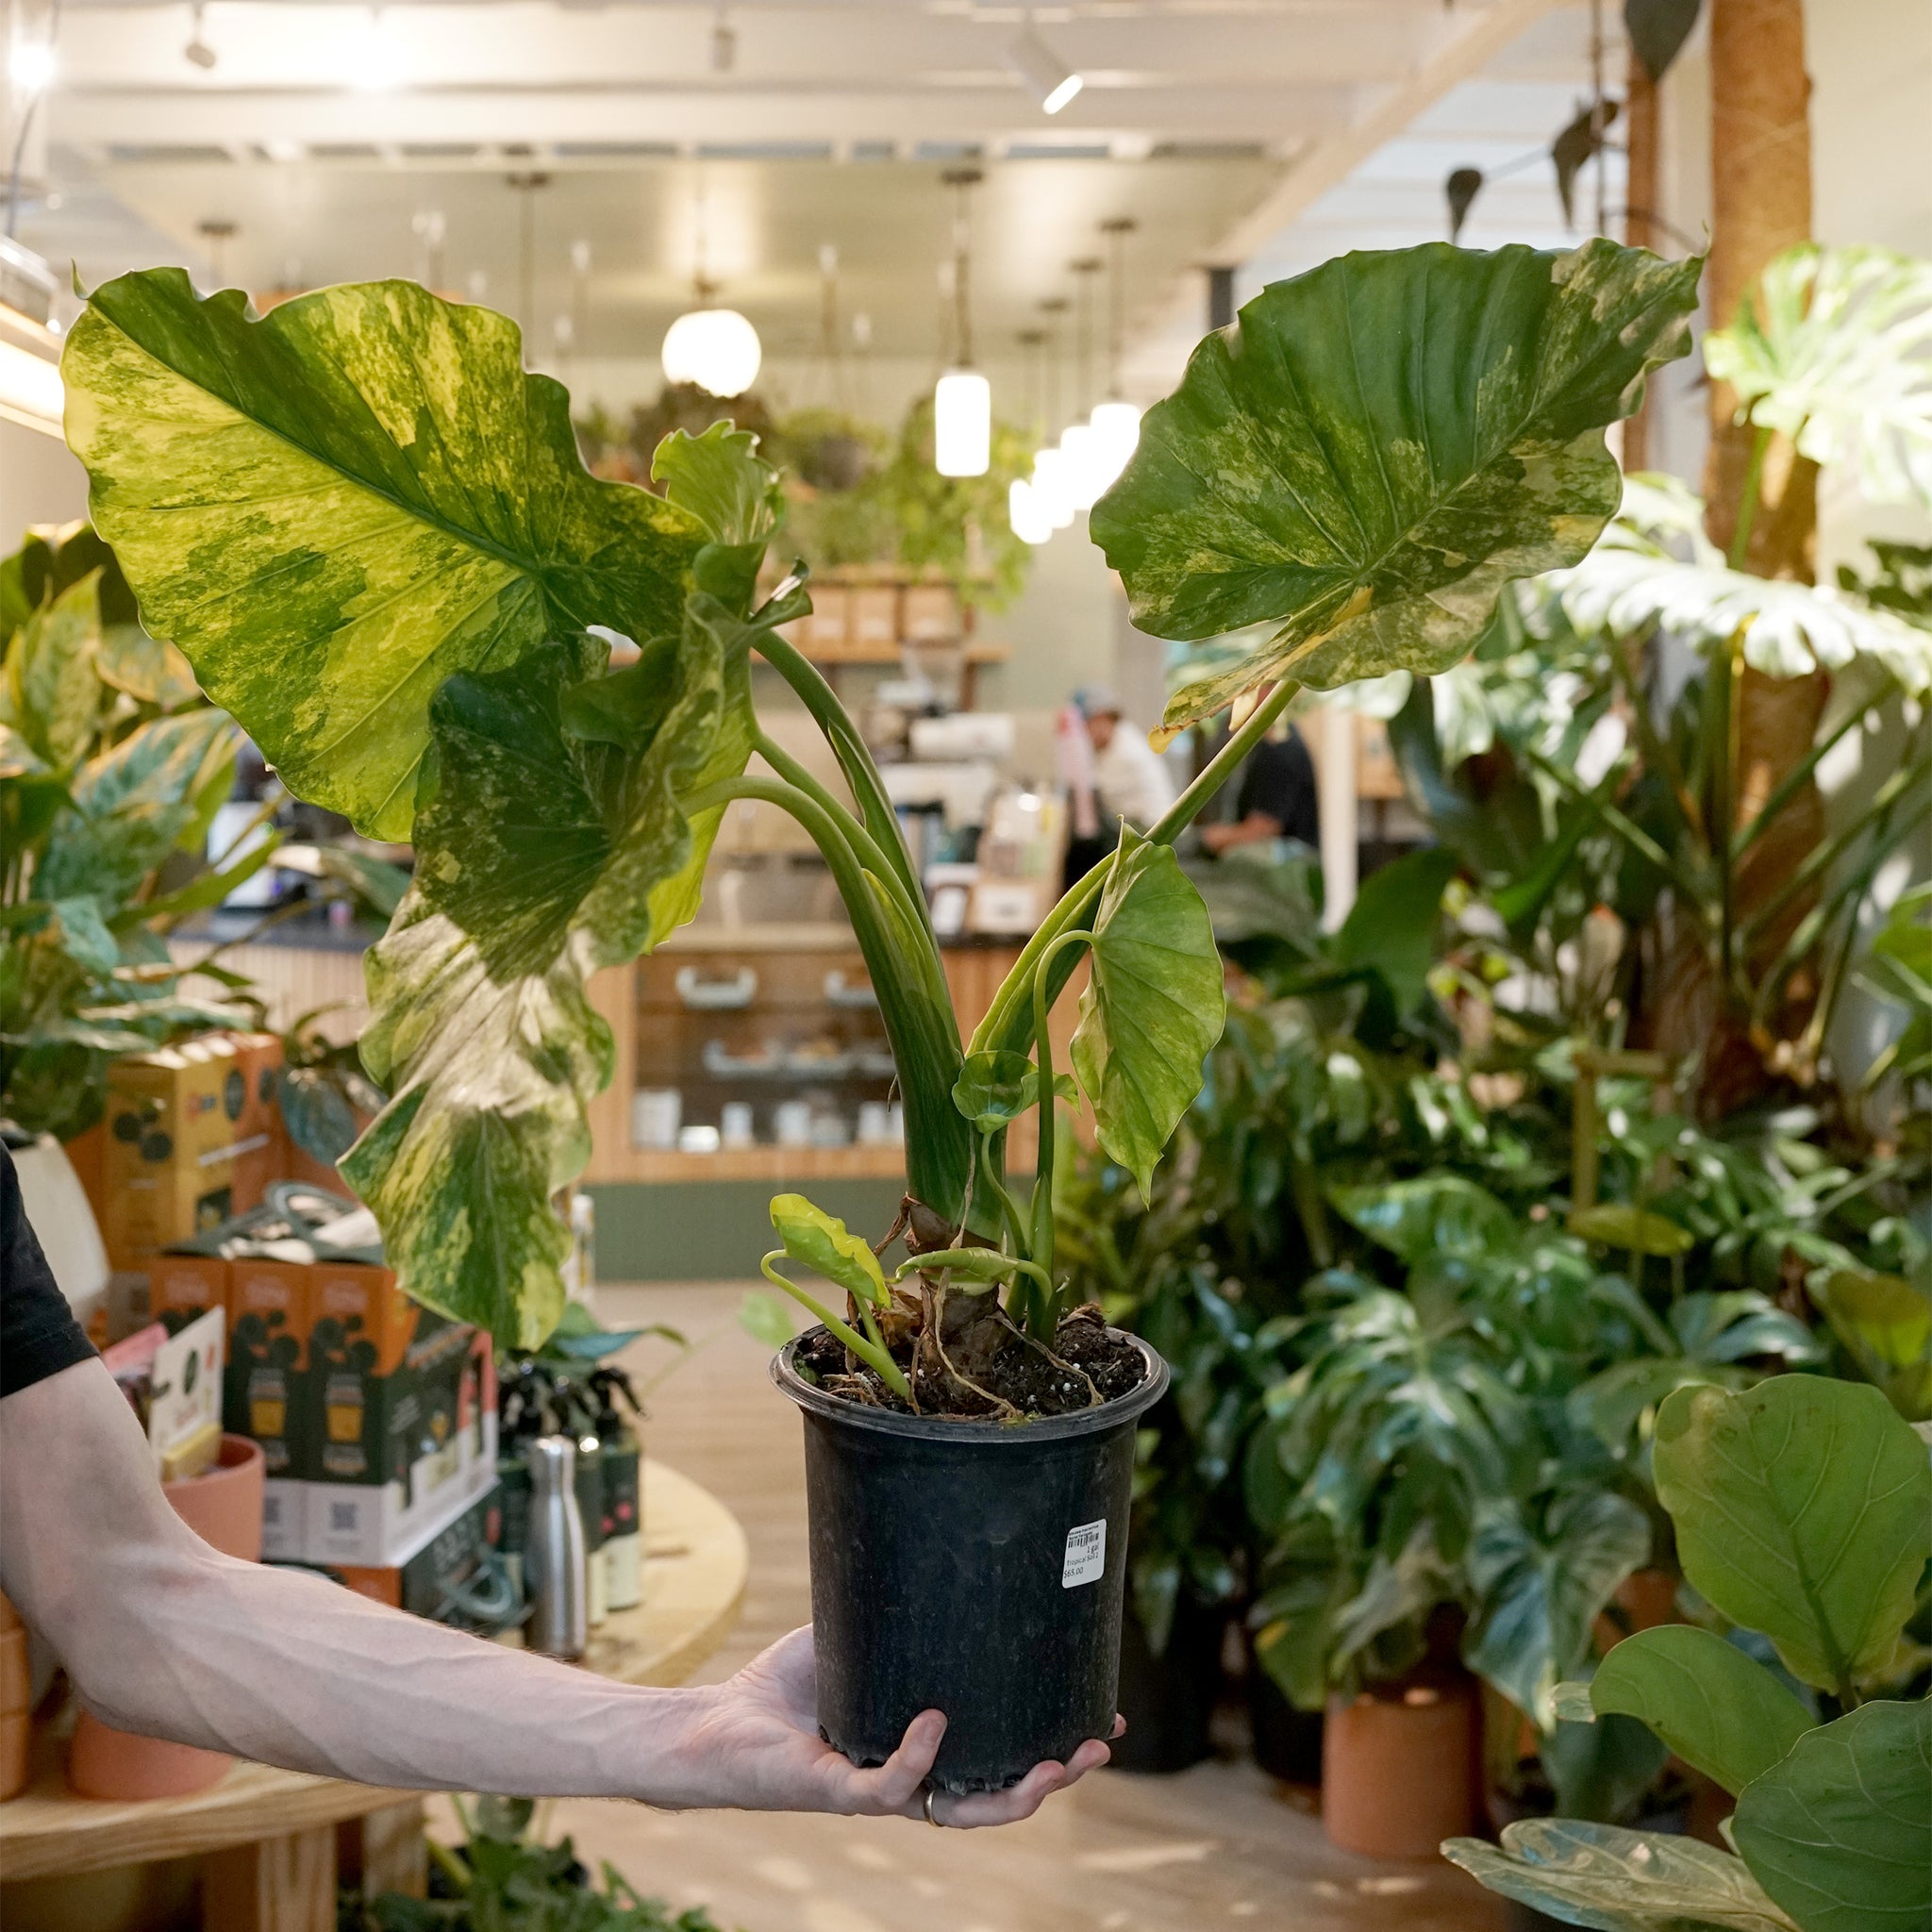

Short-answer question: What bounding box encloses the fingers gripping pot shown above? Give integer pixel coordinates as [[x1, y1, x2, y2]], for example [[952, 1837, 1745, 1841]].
[[773, 1332, 1168, 1794]]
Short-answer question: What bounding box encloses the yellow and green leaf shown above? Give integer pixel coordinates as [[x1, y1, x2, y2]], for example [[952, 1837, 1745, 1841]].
[[62, 272, 706, 839]]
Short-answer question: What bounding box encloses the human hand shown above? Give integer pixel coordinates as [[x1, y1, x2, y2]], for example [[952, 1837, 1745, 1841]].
[[675, 1625, 1116, 1825]]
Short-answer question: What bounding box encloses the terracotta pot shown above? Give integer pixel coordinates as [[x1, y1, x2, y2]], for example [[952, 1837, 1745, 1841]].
[[1592, 1568, 1680, 1653], [1322, 1674, 1480, 1858], [68, 1437, 264, 1802]]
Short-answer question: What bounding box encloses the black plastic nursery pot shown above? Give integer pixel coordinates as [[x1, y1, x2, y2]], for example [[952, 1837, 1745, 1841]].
[[1110, 1590, 1228, 1775], [774, 1331, 1169, 1794]]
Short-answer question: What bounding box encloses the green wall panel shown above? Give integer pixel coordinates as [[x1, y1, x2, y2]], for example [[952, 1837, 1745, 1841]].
[[586, 1178, 908, 1282]]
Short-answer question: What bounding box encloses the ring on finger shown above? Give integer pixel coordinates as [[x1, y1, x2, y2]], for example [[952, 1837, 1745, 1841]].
[[923, 1786, 943, 1828]]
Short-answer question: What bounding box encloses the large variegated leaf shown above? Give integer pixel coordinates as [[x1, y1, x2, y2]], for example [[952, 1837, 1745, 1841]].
[[1705, 245, 1932, 515], [4, 573, 101, 768], [1443, 1821, 1800, 1932], [1090, 239, 1702, 731], [1070, 832, 1225, 1192], [1548, 507, 1932, 692], [342, 601, 755, 1344], [1732, 1699, 1932, 1932], [62, 271, 704, 838], [339, 894, 611, 1350], [1653, 1377, 1932, 1695]]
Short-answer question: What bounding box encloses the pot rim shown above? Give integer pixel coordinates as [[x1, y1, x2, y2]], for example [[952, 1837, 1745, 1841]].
[[771, 1327, 1168, 1443]]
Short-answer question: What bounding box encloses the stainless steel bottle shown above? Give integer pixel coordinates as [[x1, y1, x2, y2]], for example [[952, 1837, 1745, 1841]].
[[524, 1434, 589, 1659]]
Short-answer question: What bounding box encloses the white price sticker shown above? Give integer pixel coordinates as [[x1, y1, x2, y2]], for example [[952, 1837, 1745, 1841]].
[[1061, 1518, 1107, 1589]]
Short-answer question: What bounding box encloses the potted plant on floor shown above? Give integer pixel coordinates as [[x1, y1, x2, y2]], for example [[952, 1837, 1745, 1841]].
[[1446, 1373, 1932, 1931], [58, 236, 1699, 1789]]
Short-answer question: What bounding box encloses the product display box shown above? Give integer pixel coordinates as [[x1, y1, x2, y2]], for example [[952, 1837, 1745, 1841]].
[[145, 1240, 496, 1563], [307, 1484, 508, 1626], [101, 1033, 284, 1270]]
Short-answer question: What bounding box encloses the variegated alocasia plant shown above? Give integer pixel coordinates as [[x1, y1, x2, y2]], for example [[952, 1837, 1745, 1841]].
[[60, 237, 1696, 1383]]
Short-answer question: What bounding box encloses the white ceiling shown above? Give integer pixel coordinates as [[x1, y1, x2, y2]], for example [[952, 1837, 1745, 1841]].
[[7, 0, 1633, 409]]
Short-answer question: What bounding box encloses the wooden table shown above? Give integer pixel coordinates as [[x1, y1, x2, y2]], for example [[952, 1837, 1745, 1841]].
[[0, 1459, 747, 1928]]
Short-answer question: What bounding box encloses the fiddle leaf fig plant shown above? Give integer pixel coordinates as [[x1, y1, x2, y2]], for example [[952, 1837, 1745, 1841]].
[[1447, 1375, 1932, 1932], [61, 236, 1696, 1378]]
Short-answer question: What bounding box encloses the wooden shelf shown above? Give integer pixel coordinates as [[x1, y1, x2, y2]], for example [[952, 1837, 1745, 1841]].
[[0, 1460, 745, 1883]]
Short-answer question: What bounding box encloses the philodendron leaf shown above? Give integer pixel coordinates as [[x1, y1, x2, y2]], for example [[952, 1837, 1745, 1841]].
[[1330, 843, 1457, 1015], [1463, 1491, 1652, 1728], [1653, 1377, 1932, 1695], [1731, 1699, 1932, 1932], [1090, 239, 1703, 732], [1812, 1270, 1932, 1420], [7, 572, 100, 767], [1589, 1625, 1816, 1797], [951, 1048, 1076, 1133], [339, 891, 612, 1350], [62, 271, 704, 839], [1070, 832, 1226, 1193], [1329, 1174, 1514, 1265], [652, 423, 785, 548], [36, 708, 240, 905], [92, 624, 199, 710], [340, 603, 755, 1342], [1442, 1821, 1801, 1932], [1704, 245, 1932, 517], [769, 1194, 889, 1308]]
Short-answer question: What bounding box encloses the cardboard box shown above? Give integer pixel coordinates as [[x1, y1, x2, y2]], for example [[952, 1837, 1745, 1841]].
[[299, 1410, 498, 1567], [231, 1032, 286, 1208], [261, 1478, 307, 1562], [225, 1257, 314, 1477], [315, 1485, 507, 1627], [849, 584, 898, 648], [101, 1036, 278, 1270], [148, 1252, 227, 1324], [901, 582, 960, 641], [802, 585, 850, 651]]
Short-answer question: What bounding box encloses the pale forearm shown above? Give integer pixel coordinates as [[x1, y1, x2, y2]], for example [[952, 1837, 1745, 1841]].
[[72, 1538, 719, 1803]]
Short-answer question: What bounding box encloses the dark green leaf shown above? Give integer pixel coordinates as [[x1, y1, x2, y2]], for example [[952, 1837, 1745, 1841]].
[[1091, 240, 1703, 730], [1331, 843, 1457, 1014], [1732, 1699, 1931, 1932], [1329, 1173, 1514, 1265], [1653, 1377, 1932, 1694], [1589, 1626, 1816, 1797], [1624, 0, 1702, 83]]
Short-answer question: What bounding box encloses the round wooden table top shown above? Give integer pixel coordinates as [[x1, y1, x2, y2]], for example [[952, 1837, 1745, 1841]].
[[0, 1458, 748, 1882]]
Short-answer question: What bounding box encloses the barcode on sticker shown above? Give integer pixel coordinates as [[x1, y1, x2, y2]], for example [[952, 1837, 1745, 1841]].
[[1061, 1518, 1107, 1589]]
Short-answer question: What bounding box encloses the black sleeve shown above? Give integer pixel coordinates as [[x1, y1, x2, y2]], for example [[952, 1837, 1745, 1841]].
[[2, 1145, 98, 1399], [1235, 729, 1321, 845]]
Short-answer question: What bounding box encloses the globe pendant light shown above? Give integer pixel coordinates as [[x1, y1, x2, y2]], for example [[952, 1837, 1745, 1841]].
[[661, 171, 761, 399], [661, 294, 761, 397], [932, 167, 991, 478]]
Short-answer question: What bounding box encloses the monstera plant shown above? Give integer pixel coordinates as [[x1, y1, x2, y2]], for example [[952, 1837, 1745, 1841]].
[[1446, 1374, 1932, 1932], [58, 239, 1700, 1385]]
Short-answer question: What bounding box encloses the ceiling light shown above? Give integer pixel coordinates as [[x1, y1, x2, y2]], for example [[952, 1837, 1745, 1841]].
[[184, 3, 216, 70], [347, 8, 404, 92], [9, 40, 57, 92], [1059, 421, 1106, 511], [661, 302, 760, 397], [1029, 446, 1076, 530], [1008, 477, 1054, 546], [935, 369, 991, 477], [1008, 19, 1081, 116], [1088, 397, 1141, 489]]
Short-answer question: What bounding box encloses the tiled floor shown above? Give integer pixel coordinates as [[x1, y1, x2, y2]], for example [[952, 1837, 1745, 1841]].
[[502, 1283, 1504, 1932]]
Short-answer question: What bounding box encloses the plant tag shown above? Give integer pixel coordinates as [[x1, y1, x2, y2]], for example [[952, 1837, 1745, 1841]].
[[1061, 1519, 1107, 1589]]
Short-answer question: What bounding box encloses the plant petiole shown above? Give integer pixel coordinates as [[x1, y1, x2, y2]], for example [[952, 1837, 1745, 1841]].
[[759, 1252, 913, 1401]]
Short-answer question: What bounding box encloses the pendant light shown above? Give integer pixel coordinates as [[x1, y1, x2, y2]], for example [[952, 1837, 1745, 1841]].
[[1060, 256, 1108, 511], [933, 167, 990, 478], [1087, 217, 1142, 489], [661, 170, 761, 398]]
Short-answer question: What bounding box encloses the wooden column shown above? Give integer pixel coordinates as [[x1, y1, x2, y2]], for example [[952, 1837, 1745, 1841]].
[[1621, 49, 1659, 472]]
